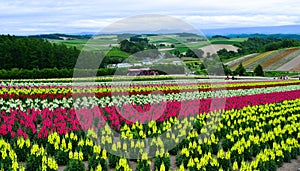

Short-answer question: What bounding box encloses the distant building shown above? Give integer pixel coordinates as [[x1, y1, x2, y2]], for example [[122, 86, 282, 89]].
[[117, 63, 132, 68], [172, 61, 182, 65], [128, 68, 158, 76], [133, 63, 142, 67], [142, 59, 152, 65], [107, 64, 117, 68]]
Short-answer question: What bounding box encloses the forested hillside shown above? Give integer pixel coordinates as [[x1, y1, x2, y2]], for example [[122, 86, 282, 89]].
[[217, 37, 300, 61], [0, 35, 80, 69]]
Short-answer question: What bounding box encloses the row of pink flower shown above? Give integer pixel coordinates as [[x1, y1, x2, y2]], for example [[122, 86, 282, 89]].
[[1, 89, 300, 139]]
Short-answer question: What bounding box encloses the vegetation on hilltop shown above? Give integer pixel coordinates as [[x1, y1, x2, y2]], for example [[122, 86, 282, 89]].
[[0, 35, 80, 69], [217, 37, 300, 61]]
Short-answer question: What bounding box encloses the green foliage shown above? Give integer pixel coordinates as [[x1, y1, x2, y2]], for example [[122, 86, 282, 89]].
[[223, 64, 232, 76], [185, 49, 204, 58], [254, 64, 264, 76], [55, 150, 69, 165], [0, 68, 119, 79], [119, 39, 155, 54], [152, 64, 185, 75], [0, 35, 80, 70], [13, 142, 30, 162], [64, 159, 86, 171], [108, 153, 120, 168], [217, 37, 300, 61], [154, 154, 170, 171], [175, 154, 189, 167], [26, 154, 42, 171], [264, 71, 299, 77], [136, 160, 151, 171], [88, 154, 107, 171], [203, 54, 225, 75], [233, 63, 246, 76]]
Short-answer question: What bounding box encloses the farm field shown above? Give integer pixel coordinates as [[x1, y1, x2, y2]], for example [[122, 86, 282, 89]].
[[199, 44, 238, 57], [1, 79, 300, 170], [228, 48, 300, 72], [48, 34, 245, 53]]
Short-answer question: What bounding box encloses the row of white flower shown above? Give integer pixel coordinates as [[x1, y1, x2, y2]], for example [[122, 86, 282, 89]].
[[0, 84, 299, 112], [0, 79, 263, 87]]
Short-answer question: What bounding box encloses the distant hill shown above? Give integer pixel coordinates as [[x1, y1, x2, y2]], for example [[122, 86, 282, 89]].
[[226, 34, 300, 41], [22, 34, 92, 40], [202, 25, 300, 37]]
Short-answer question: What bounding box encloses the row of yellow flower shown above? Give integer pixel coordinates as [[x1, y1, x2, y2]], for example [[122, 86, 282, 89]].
[[1, 80, 299, 95]]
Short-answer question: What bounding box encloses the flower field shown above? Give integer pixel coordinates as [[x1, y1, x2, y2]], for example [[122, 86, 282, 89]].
[[1, 79, 300, 170]]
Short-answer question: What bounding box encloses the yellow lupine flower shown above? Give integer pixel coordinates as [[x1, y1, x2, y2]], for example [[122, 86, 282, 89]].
[[112, 144, 117, 151], [131, 141, 134, 148], [65, 133, 69, 139], [217, 148, 225, 159], [225, 151, 231, 159], [68, 142, 72, 150], [19, 164, 25, 171], [78, 139, 84, 147], [96, 164, 102, 171], [102, 149, 107, 160], [233, 161, 238, 170], [93, 145, 101, 154], [30, 144, 39, 155], [179, 163, 185, 171], [79, 151, 84, 161], [54, 142, 59, 150], [70, 132, 74, 139], [12, 161, 18, 171], [9, 150, 17, 161], [17, 137, 25, 149], [142, 153, 148, 160], [74, 151, 79, 160], [117, 141, 121, 149], [160, 162, 166, 171], [210, 158, 219, 167], [69, 151, 73, 159], [25, 138, 30, 148], [187, 158, 195, 167]]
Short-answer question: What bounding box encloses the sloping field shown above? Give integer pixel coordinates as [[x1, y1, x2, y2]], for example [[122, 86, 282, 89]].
[[288, 60, 300, 71], [261, 48, 299, 69], [278, 53, 300, 71], [225, 53, 258, 68], [266, 49, 300, 71], [231, 50, 276, 70], [199, 44, 238, 57], [243, 50, 284, 71]]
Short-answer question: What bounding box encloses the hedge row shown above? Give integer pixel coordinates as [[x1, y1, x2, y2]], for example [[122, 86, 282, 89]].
[[0, 64, 186, 79], [0, 68, 117, 79]]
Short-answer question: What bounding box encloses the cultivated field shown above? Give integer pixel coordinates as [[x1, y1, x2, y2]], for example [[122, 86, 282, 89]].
[[200, 44, 239, 57], [1, 78, 300, 170]]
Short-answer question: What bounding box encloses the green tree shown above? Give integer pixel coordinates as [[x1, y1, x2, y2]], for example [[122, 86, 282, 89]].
[[254, 64, 264, 76], [223, 64, 232, 76], [234, 63, 246, 76]]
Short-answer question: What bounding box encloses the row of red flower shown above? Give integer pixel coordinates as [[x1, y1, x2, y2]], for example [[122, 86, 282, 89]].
[[1, 89, 300, 140]]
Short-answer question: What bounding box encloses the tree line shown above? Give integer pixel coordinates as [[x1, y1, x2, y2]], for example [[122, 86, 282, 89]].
[[0, 35, 80, 70], [217, 37, 300, 61]]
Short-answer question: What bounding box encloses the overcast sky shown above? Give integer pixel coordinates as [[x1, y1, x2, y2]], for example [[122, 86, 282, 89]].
[[1, 0, 300, 35]]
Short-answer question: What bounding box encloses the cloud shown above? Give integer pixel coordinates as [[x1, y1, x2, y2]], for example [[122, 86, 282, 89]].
[[181, 15, 300, 29], [1, 0, 300, 34]]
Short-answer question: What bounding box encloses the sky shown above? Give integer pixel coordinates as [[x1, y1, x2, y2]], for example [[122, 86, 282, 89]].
[[1, 0, 300, 35]]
